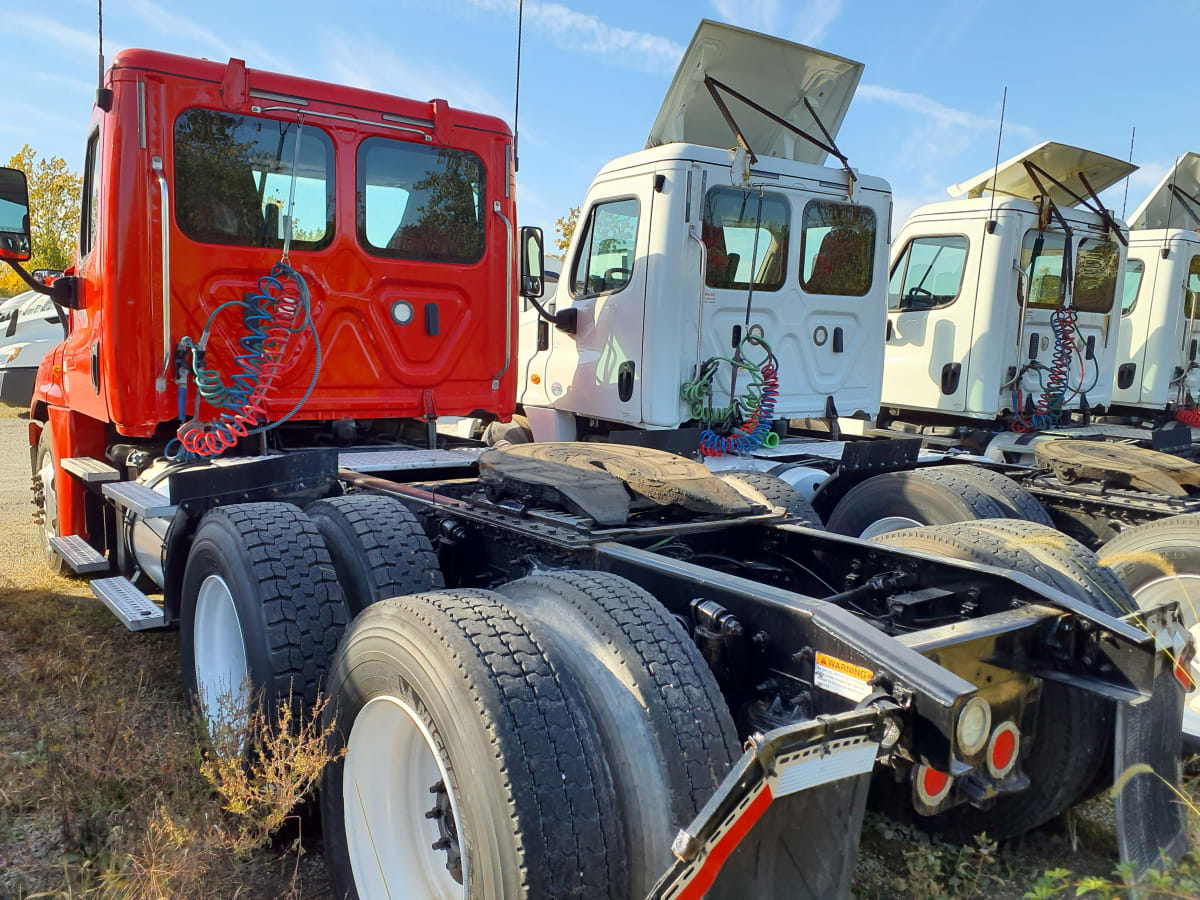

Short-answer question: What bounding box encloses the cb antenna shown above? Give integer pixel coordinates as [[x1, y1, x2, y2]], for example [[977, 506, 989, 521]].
[[1121, 125, 1136, 219], [96, 0, 113, 110], [985, 86, 1006, 234], [513, 0, 524, 173]]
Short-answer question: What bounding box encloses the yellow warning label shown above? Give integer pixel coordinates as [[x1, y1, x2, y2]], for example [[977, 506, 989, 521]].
[[814, 652, 873, 702], [815, 652, 872, 682]]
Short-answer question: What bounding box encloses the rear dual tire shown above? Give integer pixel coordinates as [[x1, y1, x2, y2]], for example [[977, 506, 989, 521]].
[[827, 466, 1052, 537], [321, 573, 743, 898]]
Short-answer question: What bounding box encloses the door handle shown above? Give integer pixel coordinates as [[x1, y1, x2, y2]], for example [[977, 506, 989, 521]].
[[885, 319, 894, 341]]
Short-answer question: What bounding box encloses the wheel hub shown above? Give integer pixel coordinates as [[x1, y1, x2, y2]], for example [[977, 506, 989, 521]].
[[427, 780, 463, 883]]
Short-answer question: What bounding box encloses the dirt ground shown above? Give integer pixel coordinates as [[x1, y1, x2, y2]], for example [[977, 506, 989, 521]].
[[0, 405, 1186, 898]]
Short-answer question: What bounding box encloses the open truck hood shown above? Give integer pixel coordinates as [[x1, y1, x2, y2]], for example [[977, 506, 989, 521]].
[[948, 141, 1136, 207], [646, 19, 863, 165], [1128, 152, 1200, 230]]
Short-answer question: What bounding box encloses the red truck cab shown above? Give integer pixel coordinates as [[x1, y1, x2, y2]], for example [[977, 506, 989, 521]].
[[27, 49, 519, 539]]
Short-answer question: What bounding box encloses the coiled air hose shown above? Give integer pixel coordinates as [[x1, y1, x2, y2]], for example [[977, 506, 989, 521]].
[[1011, 306, 1079, 433], [170, 262, 321, 459], [681, 333, 781, 456]]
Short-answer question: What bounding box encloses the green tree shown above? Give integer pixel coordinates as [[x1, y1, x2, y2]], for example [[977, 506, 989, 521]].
[[554, 205, 579, 252], [0, 145, 82, 297]]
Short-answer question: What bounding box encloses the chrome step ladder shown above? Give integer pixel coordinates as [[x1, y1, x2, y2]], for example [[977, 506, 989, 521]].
[[90, 577, 166, 630]]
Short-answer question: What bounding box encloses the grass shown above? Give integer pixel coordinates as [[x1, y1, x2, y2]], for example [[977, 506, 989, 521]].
[[0, 575, 336, 898]]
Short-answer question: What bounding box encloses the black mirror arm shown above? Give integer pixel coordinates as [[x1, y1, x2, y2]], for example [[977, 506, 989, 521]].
[[524, 292, 577, 335], [4, 260, 77, 338]]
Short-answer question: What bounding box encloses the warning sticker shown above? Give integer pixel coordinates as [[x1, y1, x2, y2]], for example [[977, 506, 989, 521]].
[[814, 652, 874, 702]]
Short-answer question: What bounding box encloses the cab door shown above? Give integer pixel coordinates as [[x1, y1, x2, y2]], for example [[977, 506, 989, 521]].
[[883, 229, 975, 413], [533, 175, 653, 424]]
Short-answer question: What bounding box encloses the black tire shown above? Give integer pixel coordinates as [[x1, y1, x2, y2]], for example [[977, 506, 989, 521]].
[[33, 427, 66, 575], [1099, 514, 1200, 740], [496, 570, 739, 894], [826, 468, 1008, 537], [870, 520, 1121, 841], [307, 493, 444, 617], [945, 465, 1055, 527], [179, 503, 348, 727], [484, 414, 533, 446], [320, 589, 627, 899], [716, 469, 823, 527]]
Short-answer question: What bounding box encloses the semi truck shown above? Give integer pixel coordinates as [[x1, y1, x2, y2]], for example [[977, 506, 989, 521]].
[[1, 21, 1192, 897], [1115, 152, 1200, 424]]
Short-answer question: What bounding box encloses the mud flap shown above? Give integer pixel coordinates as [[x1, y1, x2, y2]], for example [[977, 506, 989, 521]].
[[1114, 668, 1188, 880], [646, 709, 884, 900]]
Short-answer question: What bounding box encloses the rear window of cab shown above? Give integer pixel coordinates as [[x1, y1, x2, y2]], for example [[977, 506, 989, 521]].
[[174, 108, 335, 249]]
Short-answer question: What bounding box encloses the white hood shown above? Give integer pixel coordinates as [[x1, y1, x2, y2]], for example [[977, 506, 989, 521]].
[[646, 19, 863, 165], [948, 141, 1136, 207], [1127, 152, 1200, 231]]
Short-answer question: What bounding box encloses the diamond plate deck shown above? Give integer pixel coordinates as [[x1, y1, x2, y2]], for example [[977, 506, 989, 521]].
[[338, 447, 484, 473], [90, 577, 165, 630], [48, 534, 109, 574]]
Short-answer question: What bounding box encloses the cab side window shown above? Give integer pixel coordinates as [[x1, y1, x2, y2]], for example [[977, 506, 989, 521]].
[[1120, 259, 1145, 316], [887, 235, 969, 310], [570, 198, 639, 297], [80, 131, 101, 256]]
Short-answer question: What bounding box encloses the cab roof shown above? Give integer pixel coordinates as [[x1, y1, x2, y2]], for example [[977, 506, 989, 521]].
[[646, 20, 862, 166], [947, 141, 1135, 207], [109, 48, 511, 138], [1128, 152, 1200, 231]]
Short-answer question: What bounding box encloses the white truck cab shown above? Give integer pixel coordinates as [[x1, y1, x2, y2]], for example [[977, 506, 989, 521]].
[[1115, 153, 1200, 418], [880, 142, 1134, 430], [518, 20, 891, 442]]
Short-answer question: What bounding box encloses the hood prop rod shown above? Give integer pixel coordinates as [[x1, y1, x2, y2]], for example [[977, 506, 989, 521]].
[[702, 76, 856, 195]]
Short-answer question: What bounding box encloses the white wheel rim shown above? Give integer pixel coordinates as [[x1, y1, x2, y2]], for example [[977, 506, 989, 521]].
[[344, 695, 466, 900], [1132, 574, 1200, 719], [38, 460, 57, 551], [859, 516, 923, 539], [193, 574, 250, 732]]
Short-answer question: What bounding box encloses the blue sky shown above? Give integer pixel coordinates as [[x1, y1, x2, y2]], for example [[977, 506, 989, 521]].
[[3, 0, 1196, 245]]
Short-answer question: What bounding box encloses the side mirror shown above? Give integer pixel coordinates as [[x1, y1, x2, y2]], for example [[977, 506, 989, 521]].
[[520, 225, 544, 299], [0, 168, 32, 263]]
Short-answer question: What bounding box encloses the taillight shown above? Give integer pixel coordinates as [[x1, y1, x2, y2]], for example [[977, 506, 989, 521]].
[[986, 722, 1020, 779], [914, 764, 952, 806]]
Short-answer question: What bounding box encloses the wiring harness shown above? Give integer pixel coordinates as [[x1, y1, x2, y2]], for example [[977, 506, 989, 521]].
[[681, 332, 780, 456], [1010, 306, 1100, 432], [170, 262, 321, 459]]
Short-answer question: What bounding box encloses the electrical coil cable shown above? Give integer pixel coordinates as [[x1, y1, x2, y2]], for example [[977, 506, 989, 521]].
[[1011, 306, 1079, 433], [171, 262, 321, 459], [680, 332, 780, 456]]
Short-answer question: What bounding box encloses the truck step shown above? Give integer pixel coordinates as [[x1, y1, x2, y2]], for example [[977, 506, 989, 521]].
[[60, 456, 121, 483], [102, 480, 176, 517], [48, 534, 109, 574], [90, 576, 166, 630]]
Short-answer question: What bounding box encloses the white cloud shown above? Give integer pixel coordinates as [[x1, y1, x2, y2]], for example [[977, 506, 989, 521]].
[[127, 0, 289, 72], [857, 84, 1035, 139], [323, 33, 508, 119], [8, 12, 107, 55], [464, 0, 684, 71], [792, 0, 845, 45], [710, 0, 843, 46]]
